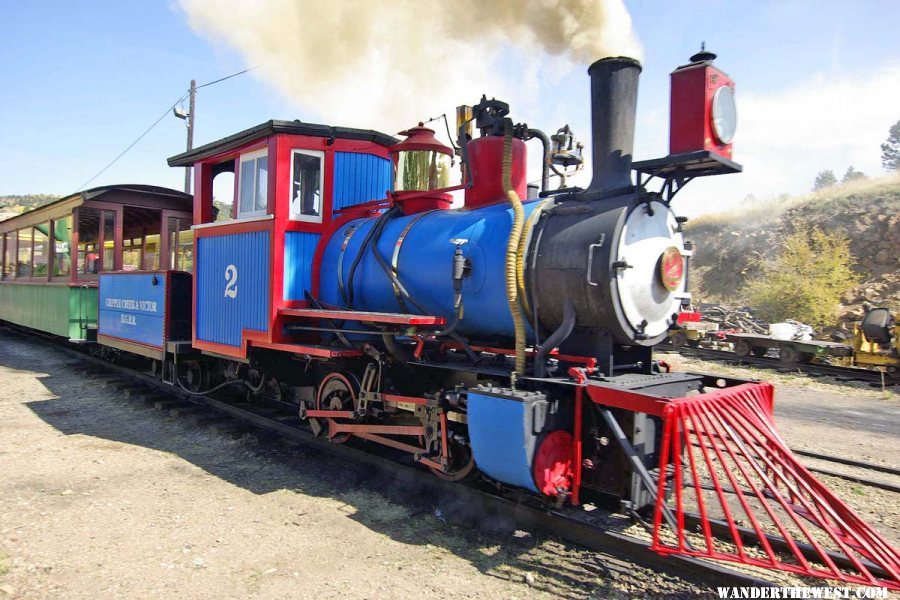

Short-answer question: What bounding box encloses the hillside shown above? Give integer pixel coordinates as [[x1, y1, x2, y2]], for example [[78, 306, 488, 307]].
[[686, 175, 900, 326], [0, 194, 61, 221]]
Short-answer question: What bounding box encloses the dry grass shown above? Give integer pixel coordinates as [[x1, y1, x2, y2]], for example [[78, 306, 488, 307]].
[[688, 173, 900, 230]]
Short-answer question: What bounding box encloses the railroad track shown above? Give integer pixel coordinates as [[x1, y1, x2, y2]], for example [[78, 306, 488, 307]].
[[793, 449, 900, 494], [2, 327, 777, 590], [663, 346, 899, 387], [665, 346, 900, 492]]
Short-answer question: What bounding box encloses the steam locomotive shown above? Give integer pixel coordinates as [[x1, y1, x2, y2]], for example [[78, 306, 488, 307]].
[[3, 48, 897, 587]]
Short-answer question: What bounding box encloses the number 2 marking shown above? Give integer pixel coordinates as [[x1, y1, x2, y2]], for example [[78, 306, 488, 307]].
[[224, 264, 238, 299]]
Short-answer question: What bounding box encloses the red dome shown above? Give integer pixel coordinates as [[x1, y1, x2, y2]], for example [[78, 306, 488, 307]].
[[392, 124, 453, 156]]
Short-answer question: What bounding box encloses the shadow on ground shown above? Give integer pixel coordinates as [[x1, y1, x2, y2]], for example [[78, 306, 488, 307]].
[[1, 328, 695, 599]]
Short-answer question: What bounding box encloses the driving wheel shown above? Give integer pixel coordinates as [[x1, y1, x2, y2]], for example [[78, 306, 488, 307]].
[[315, 372, 360, 444]]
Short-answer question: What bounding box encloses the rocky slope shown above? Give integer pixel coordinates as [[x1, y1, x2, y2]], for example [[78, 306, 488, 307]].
[[685, 176, 900, 327]]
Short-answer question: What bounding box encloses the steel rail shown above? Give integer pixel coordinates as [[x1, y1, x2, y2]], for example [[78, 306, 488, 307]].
[[801, 465, 900, 494], [792, 449, 900, 478], [664, 346, 898, 386]]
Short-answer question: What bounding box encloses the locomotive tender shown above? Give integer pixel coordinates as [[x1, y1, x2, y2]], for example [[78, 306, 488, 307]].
[[4, 49, 898, 587]]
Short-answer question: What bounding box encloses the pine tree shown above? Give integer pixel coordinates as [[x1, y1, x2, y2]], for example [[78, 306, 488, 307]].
[[813, 170, 837, 191], [842, 166, 865, 183], [882, 120, 900, 171]]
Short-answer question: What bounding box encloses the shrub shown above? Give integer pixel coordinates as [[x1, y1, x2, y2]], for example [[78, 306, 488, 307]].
[[747, 226, 859, 328]]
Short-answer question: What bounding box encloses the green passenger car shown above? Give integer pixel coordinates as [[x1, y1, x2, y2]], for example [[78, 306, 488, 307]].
[[0, 185, 193, 341]]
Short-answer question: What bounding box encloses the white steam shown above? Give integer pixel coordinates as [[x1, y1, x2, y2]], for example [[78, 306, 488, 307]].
[[177, 0, 642, 133]]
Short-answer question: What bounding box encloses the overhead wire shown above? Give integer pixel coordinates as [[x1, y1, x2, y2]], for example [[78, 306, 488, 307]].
[[77, 92, 189, 191], [195, 66, 256, 90], [77, 67, 255, 191]]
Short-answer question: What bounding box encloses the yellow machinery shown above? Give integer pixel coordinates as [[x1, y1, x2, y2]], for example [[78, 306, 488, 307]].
[[669, 320, 719, 348], [852, 308, 900, 373]]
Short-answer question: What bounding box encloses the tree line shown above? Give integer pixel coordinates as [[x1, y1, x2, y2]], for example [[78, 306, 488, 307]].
[[813, 119, 900, 191]]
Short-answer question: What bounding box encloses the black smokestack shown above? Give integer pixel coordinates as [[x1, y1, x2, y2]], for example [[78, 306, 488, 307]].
[[586, 56, 642, 192]]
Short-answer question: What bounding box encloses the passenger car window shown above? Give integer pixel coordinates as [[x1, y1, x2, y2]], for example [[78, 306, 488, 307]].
[[101, 210, 115, 271], [167, 217, 193, 272], [17, 228, 32, 277], [52, 216, 72, 277], [122, 237, 141, 271], [2, 233, 14, 280], [77, 207, 101, 275], [32, 224, 49, 277], [289, 150, 323, 222]]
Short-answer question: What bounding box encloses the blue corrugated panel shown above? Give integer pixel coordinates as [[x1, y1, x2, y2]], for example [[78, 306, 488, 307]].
[[196, 230, 270, 347], [332, 152, 392, 210], [283, 231, 321, 301], [98, 273, 167, 348], [467, 391, 539, 493]]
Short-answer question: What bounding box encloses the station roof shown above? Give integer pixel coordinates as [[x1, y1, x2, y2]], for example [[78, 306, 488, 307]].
[[167, 120, 399, 167]]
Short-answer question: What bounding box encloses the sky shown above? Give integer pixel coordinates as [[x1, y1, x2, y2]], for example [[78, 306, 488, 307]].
[[1, 1, 898, 217]]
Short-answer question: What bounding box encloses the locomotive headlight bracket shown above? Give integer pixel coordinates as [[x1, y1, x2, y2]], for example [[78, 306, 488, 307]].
[[711, 85, 737, 144]]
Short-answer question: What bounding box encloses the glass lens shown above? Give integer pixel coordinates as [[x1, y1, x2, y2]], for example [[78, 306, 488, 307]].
[[712, 86, 737, 144], [395, 151, 450, 191]]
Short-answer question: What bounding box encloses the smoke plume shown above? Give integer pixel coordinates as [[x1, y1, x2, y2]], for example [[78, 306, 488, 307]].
[[178, 0, 641, 135]]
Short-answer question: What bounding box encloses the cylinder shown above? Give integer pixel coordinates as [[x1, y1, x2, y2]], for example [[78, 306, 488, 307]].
[[586, 57, 642, 193]]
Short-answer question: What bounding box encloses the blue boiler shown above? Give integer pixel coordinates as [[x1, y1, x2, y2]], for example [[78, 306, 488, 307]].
[[318, 200, 543, 341]]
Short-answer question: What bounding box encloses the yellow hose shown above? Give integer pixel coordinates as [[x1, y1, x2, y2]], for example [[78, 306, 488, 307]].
[[502, 123, 527, 376], [517, 199, 550, 323]]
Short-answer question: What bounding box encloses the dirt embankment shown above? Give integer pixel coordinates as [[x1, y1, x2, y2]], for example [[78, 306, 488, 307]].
[[686, 176, 900, 326]]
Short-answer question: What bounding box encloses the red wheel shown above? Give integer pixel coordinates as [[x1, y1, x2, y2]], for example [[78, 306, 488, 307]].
[[315, 372, 359, 444], [532, 430, 574, 497]]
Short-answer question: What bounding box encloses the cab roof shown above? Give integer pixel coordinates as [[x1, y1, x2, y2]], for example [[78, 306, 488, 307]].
[[167, 119, 399, 168]]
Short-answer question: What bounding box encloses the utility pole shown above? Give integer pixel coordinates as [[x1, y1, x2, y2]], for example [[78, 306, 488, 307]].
[[184, 79, 196, 194]]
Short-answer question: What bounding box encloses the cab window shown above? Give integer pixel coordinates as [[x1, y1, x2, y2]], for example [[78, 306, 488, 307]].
[[289, 149, 323, 222], [238, 149, 268, 218]]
